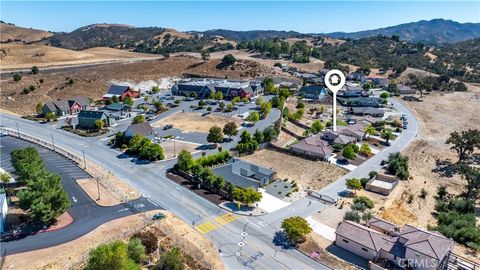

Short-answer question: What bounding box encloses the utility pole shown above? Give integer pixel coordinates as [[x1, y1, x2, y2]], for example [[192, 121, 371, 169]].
[[173, 137, 177, 157], [51, 134, 55, 151], [16, 122, 20, 138], [96, 177, 101, 201], [82, 149, 87, 169]]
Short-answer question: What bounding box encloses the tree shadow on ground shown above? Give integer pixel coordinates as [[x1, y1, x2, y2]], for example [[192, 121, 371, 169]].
[[432, 159, 456, 178], [272, 231, 295, 250]]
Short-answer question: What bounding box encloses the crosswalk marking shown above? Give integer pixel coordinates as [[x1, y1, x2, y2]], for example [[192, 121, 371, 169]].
[[195, 221, 217, 234], [214, 213, 238, 226], [195, 213, 239, 234]]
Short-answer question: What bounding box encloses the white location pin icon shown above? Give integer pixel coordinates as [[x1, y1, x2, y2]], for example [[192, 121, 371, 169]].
[[324, 70, 346, 132]]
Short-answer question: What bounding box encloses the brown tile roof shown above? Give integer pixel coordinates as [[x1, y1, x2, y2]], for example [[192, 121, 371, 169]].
[[336, 220, 391, 252], [368, 217, 397, 233], [126, 121, 154, 137], [399, 225, 454, 259], [290, 134, 333, 157]]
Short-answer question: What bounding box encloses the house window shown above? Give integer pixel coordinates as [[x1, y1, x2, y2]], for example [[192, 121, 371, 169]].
[[361, 248, 368, 252], [342, 239, 349, 243]]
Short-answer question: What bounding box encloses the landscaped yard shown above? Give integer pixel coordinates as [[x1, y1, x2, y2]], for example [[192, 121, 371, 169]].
[[241, 149, 347, 191], [152, 112, 243, 133]]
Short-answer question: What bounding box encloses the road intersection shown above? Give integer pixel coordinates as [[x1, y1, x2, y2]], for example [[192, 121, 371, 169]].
[[0, 96, 418, 269]]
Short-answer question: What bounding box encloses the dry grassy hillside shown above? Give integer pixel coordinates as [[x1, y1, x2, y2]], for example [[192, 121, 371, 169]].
[[0, 44, 160, 69], [0, 55, 280, 115], [379, 88, 480, 231], [0, 22, 53, 43]]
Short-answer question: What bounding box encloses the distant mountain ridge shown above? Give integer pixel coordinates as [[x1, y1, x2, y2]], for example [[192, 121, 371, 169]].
[[326, 19, 480, 44], [198, 29, 304, 41]]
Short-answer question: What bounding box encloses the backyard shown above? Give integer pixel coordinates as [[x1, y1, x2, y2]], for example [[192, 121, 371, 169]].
[[241, 149, 347, 191]]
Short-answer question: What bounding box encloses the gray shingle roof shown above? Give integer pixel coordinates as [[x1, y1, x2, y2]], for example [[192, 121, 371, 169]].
[[336, 220, 389, 252], [107, 84, 130, 95], [125, 121, 154, 137], [78, 110, 106, 119], [213, 158, 274, 189]]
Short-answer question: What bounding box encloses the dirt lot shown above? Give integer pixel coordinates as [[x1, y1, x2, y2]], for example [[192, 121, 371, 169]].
[[76, 178, 122, 206], [3, 211, 224, 270], [0, 55, 280, 116], [153, 112, 243, 133], [241, 149, 347, 190], [160, 139, 200, 159], [373, 89, 480, 261], [274, 130, 298, 147]]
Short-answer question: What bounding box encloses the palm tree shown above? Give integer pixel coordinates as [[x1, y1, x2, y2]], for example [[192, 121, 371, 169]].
[[365, 125, 376, 138], [381, 129, 395, 144]]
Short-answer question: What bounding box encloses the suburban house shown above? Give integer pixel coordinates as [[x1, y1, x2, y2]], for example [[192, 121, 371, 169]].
[[299, 86, 327, 100], [306, 76, 324, 85], [42, 96, 90, 117], [348, 72, 366, 81], [338, 97, 382, 107], [397, 84, 417, 95], [337, 87, 369, 98], [289, 134, 333, 160], [77, 110, 114, 129], [102, 84, 140, 101], [0, 193, 7, 233], [213, 158, 276, 189], [321, 128, 363, 146], [104, 103, 132, 112], [362, 75, 388, 88], [171, 79, 263, 99], [124, 121, 155, 139], [349, 107, 385, 117], [339, 125, 366, 141], [335, 218, 454, 269]]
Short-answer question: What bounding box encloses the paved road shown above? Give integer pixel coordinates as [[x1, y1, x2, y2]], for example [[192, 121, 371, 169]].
[[260, 97, 419, 226], [0, 96, 417, 269], [0, 113, 329, 269], [0, 136, 160, 255]]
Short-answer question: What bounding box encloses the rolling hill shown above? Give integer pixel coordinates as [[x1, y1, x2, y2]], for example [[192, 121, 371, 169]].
[[0, 22, 53, 43], [327, 19, 480, 44]]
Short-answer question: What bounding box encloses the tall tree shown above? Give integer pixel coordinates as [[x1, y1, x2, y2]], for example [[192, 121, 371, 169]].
[[281, 216, 312, 243], [223, 122, 238, 139], [446, 129, 480, 162], [207, 126, 224, 144], [201, 49, 210, 62]]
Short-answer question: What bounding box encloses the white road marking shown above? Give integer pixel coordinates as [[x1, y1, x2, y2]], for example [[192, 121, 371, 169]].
[[118, 208, 129, 212], [72, 196, 77, 203], [243, 217, 262, 229], [147, 198, 159, 207]]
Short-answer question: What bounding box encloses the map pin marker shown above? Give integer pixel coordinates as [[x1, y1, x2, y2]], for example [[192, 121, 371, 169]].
[[325, 70, 346, 132]]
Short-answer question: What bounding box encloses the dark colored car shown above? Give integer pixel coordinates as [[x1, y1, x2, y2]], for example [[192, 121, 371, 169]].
[[337, 159, 349, 165], [163, 124, 173, 130]]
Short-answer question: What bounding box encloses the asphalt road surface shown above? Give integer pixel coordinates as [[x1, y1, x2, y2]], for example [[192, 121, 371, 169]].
[[0, 136, 160, 255], [0, 96, 417, 269]]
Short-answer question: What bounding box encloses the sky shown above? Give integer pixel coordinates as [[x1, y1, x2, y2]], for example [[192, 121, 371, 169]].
[[1, 1, 479, 33]]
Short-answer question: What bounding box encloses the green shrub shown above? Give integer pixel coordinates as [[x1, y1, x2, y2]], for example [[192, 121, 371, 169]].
[[344, 211, 361, 222], [353, 196, 374, 209]]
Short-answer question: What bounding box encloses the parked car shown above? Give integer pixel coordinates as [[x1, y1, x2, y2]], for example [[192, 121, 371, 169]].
[[146, 115, 157, 121], [337, 159, 349, 165], [163, 124, 173, 130], [185, 97, 195, 101], [403, 124, 408, 129]]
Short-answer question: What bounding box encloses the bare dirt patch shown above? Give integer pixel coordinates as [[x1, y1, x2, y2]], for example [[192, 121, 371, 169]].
[[0, 44, 160, 69], [160, 140, 200, 159], [0, 55, 281, 116], [373, 91, 480, 258], [76, 178, 122, 206], [0, 22, 52, 43], [153, 112, 243, 133], [4, 210, 224, 270], [240, 149, 347, 190]]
